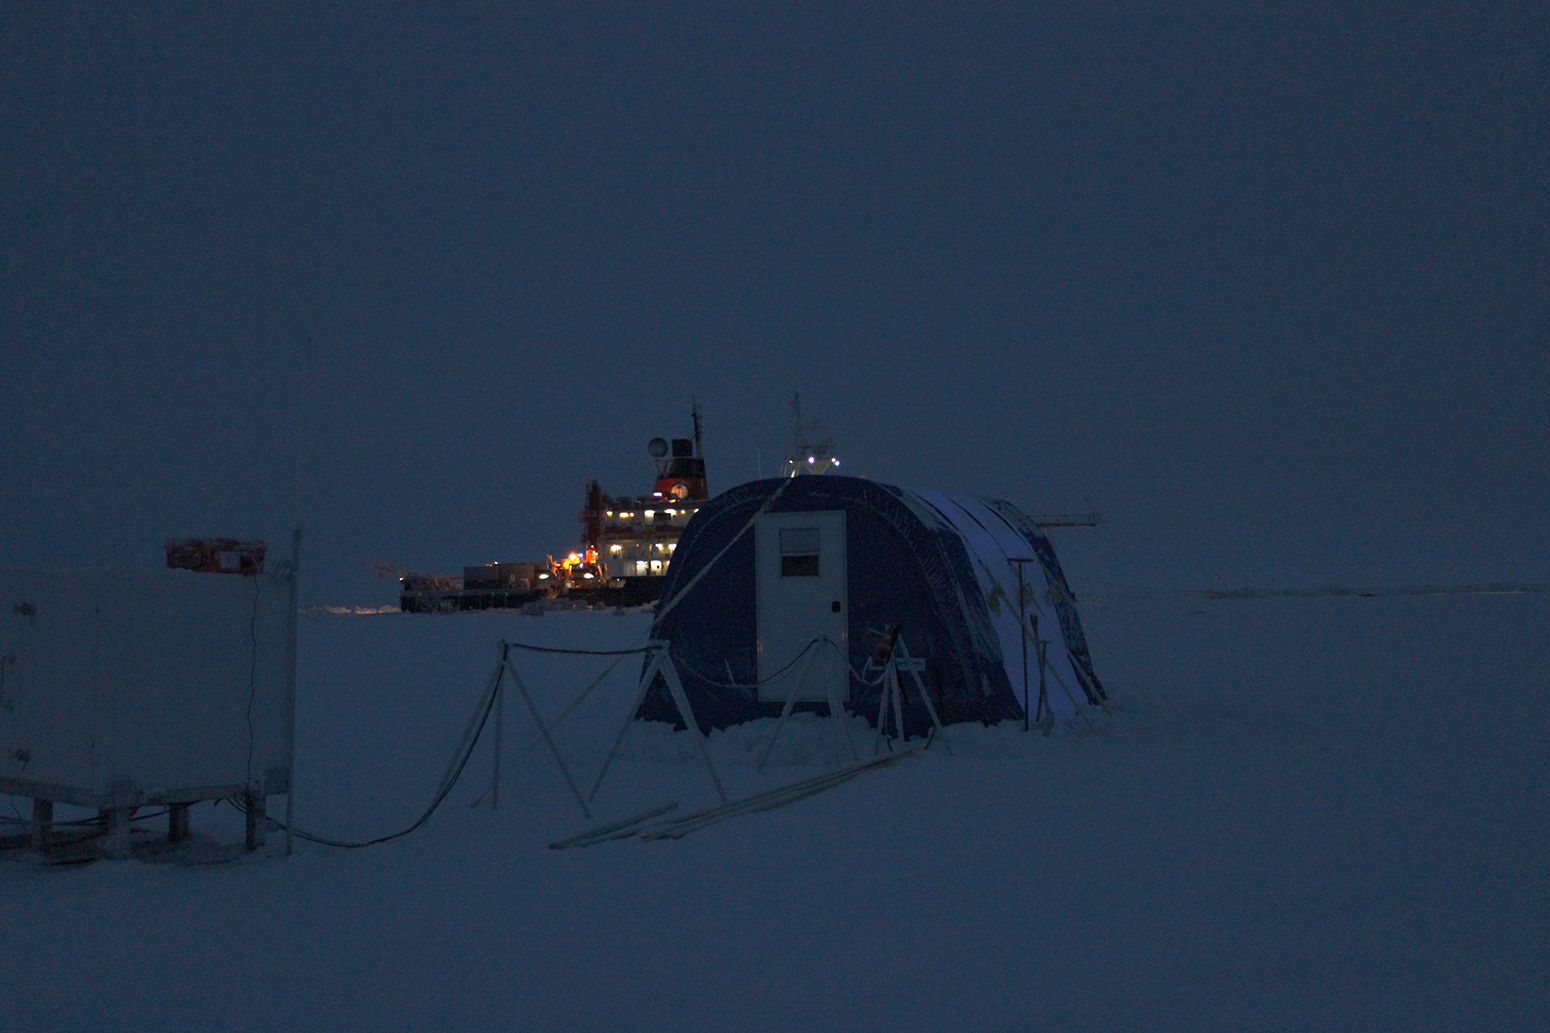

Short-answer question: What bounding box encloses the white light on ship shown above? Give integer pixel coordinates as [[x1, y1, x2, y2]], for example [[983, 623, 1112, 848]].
[[808, 455, 815, 463], [644, 510, 654, 517]]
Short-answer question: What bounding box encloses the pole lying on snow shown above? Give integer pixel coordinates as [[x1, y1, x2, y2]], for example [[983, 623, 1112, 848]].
[[639, 747, 921, 841], [555, 748, 924, 849]]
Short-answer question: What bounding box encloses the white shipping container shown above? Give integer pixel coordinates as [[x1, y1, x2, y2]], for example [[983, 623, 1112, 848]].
[[0, 566, 295, 809]]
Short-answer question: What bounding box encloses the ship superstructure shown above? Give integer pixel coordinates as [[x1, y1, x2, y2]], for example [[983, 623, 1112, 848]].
[[396, 404, 711, 612], [580, 403, 709, 592]]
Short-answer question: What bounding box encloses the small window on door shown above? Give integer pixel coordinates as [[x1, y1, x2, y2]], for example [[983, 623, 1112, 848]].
[[779, 526, 821, 577]]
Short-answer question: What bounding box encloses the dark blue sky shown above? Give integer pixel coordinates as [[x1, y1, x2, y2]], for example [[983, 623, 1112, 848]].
[[3, 3, 1545, 601]]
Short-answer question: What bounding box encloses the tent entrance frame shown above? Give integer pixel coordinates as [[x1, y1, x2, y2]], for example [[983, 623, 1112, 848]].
[[755, 510, 848, 704]]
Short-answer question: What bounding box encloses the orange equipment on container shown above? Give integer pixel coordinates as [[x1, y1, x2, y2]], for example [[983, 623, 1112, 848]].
[[165, 538, 268, 574]]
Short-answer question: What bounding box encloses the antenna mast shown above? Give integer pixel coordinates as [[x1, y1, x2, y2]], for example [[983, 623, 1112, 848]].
[[783, 393, 840, 476]]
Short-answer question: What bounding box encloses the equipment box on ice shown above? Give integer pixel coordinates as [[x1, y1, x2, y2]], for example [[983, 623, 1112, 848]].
[[0, 567, 296, 819]]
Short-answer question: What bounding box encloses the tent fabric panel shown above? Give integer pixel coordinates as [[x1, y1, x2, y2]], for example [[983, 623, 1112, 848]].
[[830, 483, 1018, 732], [962, 497, 1094, 716], [914, 492, 1083, 724], [639, 507, 760, 731], [934, 494, 1089, 717]]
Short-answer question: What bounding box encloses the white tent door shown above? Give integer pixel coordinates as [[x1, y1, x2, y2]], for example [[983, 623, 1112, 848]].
[[756, 510, 847, 703]]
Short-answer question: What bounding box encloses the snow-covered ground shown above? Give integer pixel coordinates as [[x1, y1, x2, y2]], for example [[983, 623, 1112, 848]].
[[3, 593, 1545, 1032]]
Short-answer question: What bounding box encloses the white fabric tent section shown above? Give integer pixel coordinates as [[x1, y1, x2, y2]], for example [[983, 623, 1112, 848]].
[[965, 498, 1093, 717], [913, 491, 1084, 724]]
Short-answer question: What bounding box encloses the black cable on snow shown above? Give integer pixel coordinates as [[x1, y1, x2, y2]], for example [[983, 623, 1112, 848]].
[[235, 664, 506, 850], [232, 634, 648, 850], [0, 807, 173, 829]]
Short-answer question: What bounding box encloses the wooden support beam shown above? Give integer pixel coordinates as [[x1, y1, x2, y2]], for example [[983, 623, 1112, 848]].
[[244, 791, 266, 851], [30, 799, 51, 851], [168, 803, 190, 844]]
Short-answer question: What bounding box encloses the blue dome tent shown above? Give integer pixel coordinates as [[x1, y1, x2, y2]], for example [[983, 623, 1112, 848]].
[[635, 476, 1106, 737]]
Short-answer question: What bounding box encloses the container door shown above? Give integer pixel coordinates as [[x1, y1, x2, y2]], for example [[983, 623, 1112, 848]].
[[756, 510, 847, 703]]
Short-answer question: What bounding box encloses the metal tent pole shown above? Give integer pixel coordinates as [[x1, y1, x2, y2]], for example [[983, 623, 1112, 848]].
[[284, 525, 302, 857], [894, 636, 951, 754], [875, 656, 896, 753], [1009, 557, 1037, 732], [756, 639, 820, 772], [589, 647, 663, 804], [823, 639, 859, 764], [501, 645, 590, 819], [1032, 612, 1050, 728], [490, 655, 505, 811], [655, 651, 727, 803]]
